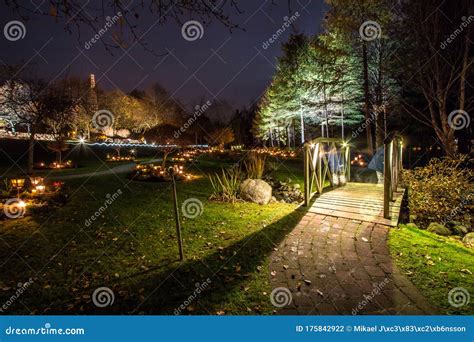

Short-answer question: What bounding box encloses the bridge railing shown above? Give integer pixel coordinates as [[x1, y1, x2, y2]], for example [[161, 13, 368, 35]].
[[383, 135, 403, 219], [304, 138, 350, 206]]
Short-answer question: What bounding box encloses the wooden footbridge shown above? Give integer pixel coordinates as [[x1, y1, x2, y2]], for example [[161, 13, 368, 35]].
[[303, 136, 404, 227]]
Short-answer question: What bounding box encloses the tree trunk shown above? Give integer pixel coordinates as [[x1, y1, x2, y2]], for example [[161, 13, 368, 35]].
[[457, 32, 471, 154], [27, 129, 35, 174], [362, 42, 374, 155], [286, 125, 291, 148], [436, 130, 456, 156], [299, 104, 305, 143], [459, 25, 470, 111]]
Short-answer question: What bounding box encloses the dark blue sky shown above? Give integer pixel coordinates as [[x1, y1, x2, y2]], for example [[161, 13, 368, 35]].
[[0, 0, 327, 109]]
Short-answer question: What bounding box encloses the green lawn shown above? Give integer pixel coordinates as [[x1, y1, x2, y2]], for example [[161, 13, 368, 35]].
[[0, 157, 305, 314], [389, 224, 474, 315]]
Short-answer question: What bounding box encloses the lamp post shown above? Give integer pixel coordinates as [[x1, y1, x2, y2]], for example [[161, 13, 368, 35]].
[[168, 167, 184, 260]]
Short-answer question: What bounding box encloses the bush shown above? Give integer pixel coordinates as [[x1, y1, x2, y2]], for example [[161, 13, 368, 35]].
[[208, 168, 242, 203], [401, 155, 472, 228]]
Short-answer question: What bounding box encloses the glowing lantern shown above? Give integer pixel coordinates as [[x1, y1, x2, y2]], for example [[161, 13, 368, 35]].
[[30, 177, 43, 186], [35, 185, 46, 194], [10, 178, 25, 189]]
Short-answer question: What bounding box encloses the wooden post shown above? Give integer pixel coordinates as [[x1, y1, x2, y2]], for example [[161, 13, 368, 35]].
[[304, 144, 310, 206], [392, 139, 398, 194], [170, 170, 184, 260], [398, 139, 403, 171], [345, 145, 350, 182], [317, 144, 322, 193], [383, 140, 392, 219]]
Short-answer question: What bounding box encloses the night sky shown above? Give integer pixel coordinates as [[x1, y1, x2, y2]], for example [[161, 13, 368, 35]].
[[0, 0, 327, 110]]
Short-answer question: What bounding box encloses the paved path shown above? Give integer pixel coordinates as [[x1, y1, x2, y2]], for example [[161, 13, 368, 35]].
[[269, 213, 437, 315]]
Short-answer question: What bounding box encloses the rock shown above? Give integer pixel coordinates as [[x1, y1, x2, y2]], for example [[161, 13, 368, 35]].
[[462, 233, 474, 247], [269, 196, 277, 204], [405, 223, 418, 230], [240, 179, 272, 205], [293, 183, 301, 189], [451, 225, 469, 236], [446, 220, 462, 228], [426, 222, 452, 236]]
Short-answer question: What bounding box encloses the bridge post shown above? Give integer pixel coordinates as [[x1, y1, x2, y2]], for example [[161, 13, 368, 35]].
[[383, 140, 392, 219], [392, 139, 399, 194], [304, 143, 310, 206], [344, 144, 350, 182]]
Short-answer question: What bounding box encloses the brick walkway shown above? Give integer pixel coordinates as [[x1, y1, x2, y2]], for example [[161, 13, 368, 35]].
[[269, 213, 437, 315]]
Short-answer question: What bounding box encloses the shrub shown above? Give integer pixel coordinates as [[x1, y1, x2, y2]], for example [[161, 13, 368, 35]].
[[401, 155, 472, 228], [243, 152, 266, 179], [208, 167, 242, 203]]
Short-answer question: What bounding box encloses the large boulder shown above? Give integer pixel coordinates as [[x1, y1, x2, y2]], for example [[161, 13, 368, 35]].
[[427, 222, 452, 236], [240, 179, 272, 205], [463, 233, 474, 248]]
